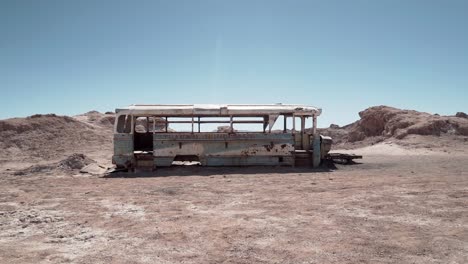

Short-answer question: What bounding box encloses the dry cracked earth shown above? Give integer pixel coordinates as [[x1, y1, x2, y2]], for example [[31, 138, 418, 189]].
[[1, 150, 467, 263]]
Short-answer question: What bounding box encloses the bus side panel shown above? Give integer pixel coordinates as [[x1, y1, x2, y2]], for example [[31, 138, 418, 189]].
[[113, 133, 134, 168], [153, 133, 295, 166], [204, 156, 294, 166]]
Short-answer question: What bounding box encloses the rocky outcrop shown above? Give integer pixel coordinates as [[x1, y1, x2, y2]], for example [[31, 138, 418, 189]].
[[320, 106, 468, 143], [456, 112, 468, 119]]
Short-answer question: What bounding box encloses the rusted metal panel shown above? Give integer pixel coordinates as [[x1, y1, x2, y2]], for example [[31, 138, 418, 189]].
[[136, 159, 153, 168], [154, 157, 174, 167], [312, 136, 321, 168], [204, 156, 294, 166], [114, 134, 133, 154], [113, 154, 134, 168], [113, 133, 133, 168], [320, 135, 332, 159], [152, 133, 294, 166]]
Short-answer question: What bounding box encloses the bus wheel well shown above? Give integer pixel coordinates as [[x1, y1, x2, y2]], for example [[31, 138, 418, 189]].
[[173, 155, 200, 162]]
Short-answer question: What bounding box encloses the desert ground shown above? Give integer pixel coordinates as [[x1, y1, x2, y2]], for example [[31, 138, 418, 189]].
[[0, 107, 467, 263]]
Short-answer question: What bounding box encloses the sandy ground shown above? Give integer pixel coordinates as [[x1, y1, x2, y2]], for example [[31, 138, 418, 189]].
[[0, 145, 467, 264]]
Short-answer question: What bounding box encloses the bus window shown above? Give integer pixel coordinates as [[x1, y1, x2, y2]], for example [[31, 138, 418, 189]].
[[116, 115, 132, 133]]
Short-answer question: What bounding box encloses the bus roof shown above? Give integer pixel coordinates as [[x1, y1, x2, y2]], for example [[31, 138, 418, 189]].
[[115, 104, 321, 117]]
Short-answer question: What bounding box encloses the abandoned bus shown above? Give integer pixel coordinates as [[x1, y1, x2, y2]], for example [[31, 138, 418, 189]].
[[112, 104, 332, 170]]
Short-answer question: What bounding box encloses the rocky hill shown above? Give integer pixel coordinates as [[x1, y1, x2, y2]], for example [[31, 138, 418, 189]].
[[319, 106, 468, 147]]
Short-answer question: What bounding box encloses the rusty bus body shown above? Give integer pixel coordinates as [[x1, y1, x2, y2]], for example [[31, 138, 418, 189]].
[[112, 104, 332, 170]]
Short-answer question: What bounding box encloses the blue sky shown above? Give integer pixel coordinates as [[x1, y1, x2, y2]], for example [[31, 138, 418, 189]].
[[1, 0, 467, 126]]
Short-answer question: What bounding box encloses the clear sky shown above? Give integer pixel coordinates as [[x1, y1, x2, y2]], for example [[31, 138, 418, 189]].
[[1, 0, 467, 126]]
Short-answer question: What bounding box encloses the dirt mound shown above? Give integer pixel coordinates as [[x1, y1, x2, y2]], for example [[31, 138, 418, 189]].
[[97, 115, 115, 127], [0, 114, 111, 163], [73, 111, 115, 129], [13, 153, 98, 176]]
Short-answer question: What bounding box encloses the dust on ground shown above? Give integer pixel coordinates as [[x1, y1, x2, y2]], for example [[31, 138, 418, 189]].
[[0, 107, 467, 263], [1, 149, 467, 263]]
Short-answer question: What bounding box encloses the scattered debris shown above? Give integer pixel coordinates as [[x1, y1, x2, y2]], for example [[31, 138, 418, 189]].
[[58, 154, 96, 170], [79, 163, 107, 175], [326, 153, 362, 164], [12, 154, 101, 176]]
